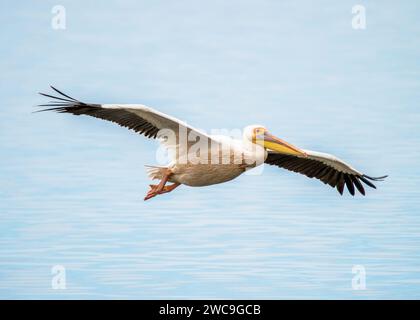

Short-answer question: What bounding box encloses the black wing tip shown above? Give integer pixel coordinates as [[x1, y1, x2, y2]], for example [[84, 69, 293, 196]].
[[49, 85, 79, 101], [34, 106, 68, 113], [334, 172, 387, 196], [37, 87, 98, 113], [335, 174, 378, 196], [38, 86, 79, 102], [363, 174, 388, 181]]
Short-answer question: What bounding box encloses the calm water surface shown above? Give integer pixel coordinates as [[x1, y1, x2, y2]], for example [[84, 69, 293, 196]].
[[1, 1, 419, 299]]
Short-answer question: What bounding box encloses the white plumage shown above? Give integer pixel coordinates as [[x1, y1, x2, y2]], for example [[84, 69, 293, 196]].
[[38, 86, 387, 200]]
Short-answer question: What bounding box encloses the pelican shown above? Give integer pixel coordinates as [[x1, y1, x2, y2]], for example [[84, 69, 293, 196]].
[[38, 86, 387, 201]]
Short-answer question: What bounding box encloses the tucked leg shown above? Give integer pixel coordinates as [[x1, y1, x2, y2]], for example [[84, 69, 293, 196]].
[[144, 183, 180, 200], [150, 183, 180, 194], [144, 169, 179, 201]]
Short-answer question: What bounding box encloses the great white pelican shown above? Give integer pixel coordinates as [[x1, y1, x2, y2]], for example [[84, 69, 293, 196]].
[[38, 87, 387, 200]]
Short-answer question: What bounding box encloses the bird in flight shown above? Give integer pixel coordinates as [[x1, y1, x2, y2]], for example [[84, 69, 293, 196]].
[[38, 86, 387, 201]]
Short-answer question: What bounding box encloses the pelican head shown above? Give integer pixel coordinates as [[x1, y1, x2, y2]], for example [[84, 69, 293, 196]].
[[243, 125, 307, 157]]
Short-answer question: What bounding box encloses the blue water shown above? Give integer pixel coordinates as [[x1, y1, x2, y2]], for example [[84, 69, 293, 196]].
[[1, 1, 419, 299]]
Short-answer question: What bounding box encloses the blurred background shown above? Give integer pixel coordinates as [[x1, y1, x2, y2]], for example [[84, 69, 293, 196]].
[[0, 0, 419, 299]]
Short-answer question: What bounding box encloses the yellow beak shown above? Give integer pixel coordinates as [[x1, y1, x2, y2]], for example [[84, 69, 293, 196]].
[[257, 131, 307, 157]]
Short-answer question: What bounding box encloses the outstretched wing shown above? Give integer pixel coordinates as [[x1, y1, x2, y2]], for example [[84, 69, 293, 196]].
[[265, 149, 387, 196], [37, 86, 216, 156]]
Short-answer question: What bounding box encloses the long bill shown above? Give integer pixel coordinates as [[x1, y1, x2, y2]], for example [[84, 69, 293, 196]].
[[257, 132, 307, 157]]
